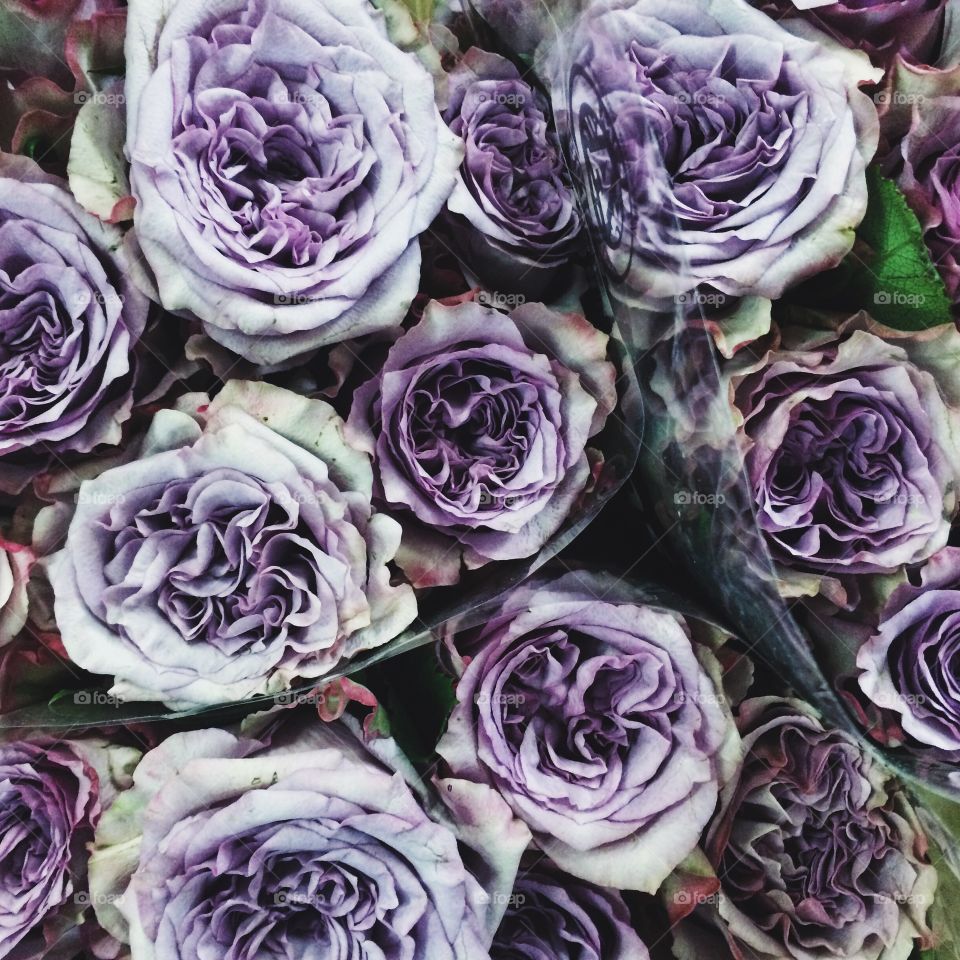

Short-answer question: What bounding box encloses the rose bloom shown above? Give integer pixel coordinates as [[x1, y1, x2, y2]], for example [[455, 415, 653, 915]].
[[88, 718, 530, 960], [546, 0, 880, 301], [347, 299, 617, 587], [492, 860, 650, 960], [437, 573, 740, 893], [124, 0, 461, 365], [0, 154, 149, 494], [441, 49, 581, 298], [685, 698, 936, 960], [729, 314, 960, 598], [48, 381, 417, 708], [752, 0, 950, 67], [0, 736, 139, 960], [858, 546, 960, 753], [897, 94, 960, 305]]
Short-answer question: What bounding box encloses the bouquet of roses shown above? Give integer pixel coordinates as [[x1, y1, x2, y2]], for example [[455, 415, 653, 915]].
[[567, 0, 960, 804], [2, 0, 960, 958]]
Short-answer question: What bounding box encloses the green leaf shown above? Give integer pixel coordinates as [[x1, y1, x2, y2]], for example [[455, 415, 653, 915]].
[[851, 168, 953, 330], [904, 783, 960, 958], [370, 0, 434, 33], [402, 0, 434, 21], [357, 645, 457, 767], [364, 703, 392, 739], [920, 844, 960, 960]]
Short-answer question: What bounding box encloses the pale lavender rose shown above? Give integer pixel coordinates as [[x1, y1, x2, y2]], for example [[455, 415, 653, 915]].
[[0, 154, 149, 494], [346, 299, 617, 587], [730, 314, 960, 598], [437, 573, 740, 893], [441, 49, 581, 298], [752, 0, 950, 67], [858, 546, 960, 753], [898, 95, 960, 303], [88, 719, 531, 960], [492, 860, 650, 960], [691, 698, 936, 960], [547, 0, 880, 301], [123, 0, 461, 366], [48, 381, 417, 708], [0, 736, 139, 960]]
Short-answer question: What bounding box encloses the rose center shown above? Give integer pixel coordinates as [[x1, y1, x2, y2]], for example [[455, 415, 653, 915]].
[[408, 361, 540, 501], [0, 781, 57, 897], [493, 634, 675, 773], [618, 41, 808, 225], [106, 471, 325, 655], [771, 398, 903, 520], [176, 57, 375, 270], [457, 83, 569, 225], [186, 840, 403, 960]]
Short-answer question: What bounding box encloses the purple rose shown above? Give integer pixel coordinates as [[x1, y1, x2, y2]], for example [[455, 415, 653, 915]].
[[441, 49, 581, 298], [48, 381, 417, 707], [88, 719, 531, 960], [691, 698, 936, 960], [437, 573, 740, 893], [0, 154, 149, 494], [346, 300, 617, 587], [0, 736, 138, 960], [730, 315, 960, 597], [752, 0, 949, 67], [547, 0, 880, 300], [124, 0, 462, 365], [898, 95, 960, 304], [858, 546, 960, 752], [492, 861, 650, 960]]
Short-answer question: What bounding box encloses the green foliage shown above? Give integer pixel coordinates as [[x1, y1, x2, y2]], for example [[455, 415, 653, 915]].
[[364, 703, 393, 739], [906, 784, 960, 959], [851, 169, 953, 330], [401, 0, 434, 21], [356, 645, 457, 767]]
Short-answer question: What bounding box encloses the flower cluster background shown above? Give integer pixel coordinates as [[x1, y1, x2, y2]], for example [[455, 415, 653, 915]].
[[2, 1, 960, 959]]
